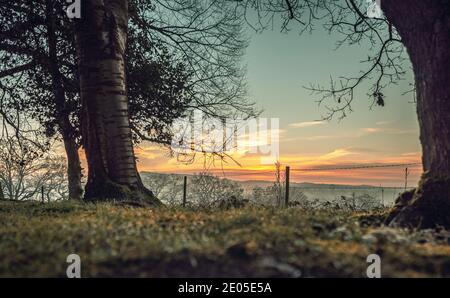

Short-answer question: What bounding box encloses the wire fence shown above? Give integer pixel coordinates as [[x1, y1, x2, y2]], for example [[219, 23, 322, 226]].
[[148, 162, 423, 207], [8, 162, 420, 206]]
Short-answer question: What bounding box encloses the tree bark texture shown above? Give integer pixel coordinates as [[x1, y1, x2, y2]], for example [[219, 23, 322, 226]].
[[74, 0, 159, 204], [383, 0, 450, 228]]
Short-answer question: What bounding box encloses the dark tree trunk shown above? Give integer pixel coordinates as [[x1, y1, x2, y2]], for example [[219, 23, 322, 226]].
[[61, 124, 84, 200], [383, 1, 450, 228], [45, 0, 83, 200], [74, 0, 159, 204]]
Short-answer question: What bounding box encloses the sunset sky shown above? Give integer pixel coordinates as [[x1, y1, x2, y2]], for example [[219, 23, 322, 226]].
[[134, 20, 422, 187]]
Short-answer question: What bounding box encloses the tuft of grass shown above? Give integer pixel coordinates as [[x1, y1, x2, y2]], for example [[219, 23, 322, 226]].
[[0, 201, 449, 277]]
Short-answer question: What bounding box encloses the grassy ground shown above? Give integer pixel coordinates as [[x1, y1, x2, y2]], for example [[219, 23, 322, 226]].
[[1, 200, 450, 277]]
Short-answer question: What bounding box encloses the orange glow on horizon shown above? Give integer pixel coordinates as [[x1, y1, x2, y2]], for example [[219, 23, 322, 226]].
[[73, 142, 423, 187], [132, 145, 423, 187], [75, 145, 422, 187]]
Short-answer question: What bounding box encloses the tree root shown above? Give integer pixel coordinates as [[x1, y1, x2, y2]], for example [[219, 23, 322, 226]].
[[84, 179, 162, 207], [386, 174, 450, 229]]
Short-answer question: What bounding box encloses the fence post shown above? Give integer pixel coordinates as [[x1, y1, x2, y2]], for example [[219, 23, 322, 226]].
[[404, 167, 409, 191], [0, 182, 4, 201], [0, 182, 5, 200], [182, 176, 187, 207], [285, 166, 290, 207]]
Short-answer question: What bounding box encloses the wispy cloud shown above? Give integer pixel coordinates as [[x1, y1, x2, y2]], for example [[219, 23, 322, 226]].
[[360, 127, 417, 136], [301, 135, 340, 141], [376, 120, 394, 126], [317, 148, 358, 161], [289, 121, 325, 128], [361, 127, 383, 134], [347, 147, 382, 153], [401, 151, 421, 157]]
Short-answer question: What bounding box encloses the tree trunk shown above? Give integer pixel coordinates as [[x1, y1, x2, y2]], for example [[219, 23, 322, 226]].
[[61, 125, 84, 200], [383, 1, 450, 228], [74, 0, 159, 204], [45, 0, 83, 200]]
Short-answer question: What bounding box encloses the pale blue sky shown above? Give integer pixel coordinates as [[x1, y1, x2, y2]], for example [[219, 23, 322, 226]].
[[245, 23, 420, 158]]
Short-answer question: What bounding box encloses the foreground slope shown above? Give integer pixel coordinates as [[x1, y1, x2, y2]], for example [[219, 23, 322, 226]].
[[0, 201, 449, 277]]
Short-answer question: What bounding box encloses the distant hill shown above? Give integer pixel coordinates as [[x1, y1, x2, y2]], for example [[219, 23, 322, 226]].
[[141, 171, 399, 190]]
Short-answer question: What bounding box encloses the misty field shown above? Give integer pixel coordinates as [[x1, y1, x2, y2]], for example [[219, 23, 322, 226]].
[[1, 200, 450, 278]]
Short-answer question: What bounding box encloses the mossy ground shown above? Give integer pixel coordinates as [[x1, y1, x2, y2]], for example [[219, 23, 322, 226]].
[[1, 200, 450, 277]]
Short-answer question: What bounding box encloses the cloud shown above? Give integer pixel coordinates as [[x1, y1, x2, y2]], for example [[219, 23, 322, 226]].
[[236, 128, 286, 152], [289, 121, 325, 128], [376, 120, 394, 126], [361, 127, 383, 134], [317, 148, 358, 161], [360, 127, 417, 136], [302, 135, 340, 141], [347, 147, 382, 153], [401, 151, 420, 156], [135, 145, 167, 160], [388, 129, 417, 135]]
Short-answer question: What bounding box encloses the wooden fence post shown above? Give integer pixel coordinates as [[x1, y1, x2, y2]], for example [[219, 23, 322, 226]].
[[404, 167, 409, 191], [0, 182, 4, 201], [182, 176, 187, 207], [285, 166, 290, 207]]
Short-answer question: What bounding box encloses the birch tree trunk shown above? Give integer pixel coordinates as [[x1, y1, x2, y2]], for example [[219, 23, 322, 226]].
[[383, 0, 450, 228], [74, 0, 159, 204]]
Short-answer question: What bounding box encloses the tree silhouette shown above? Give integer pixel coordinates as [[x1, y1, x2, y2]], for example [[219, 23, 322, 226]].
[[0, 0, 192, 200], [1, 0, 256, 201]]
